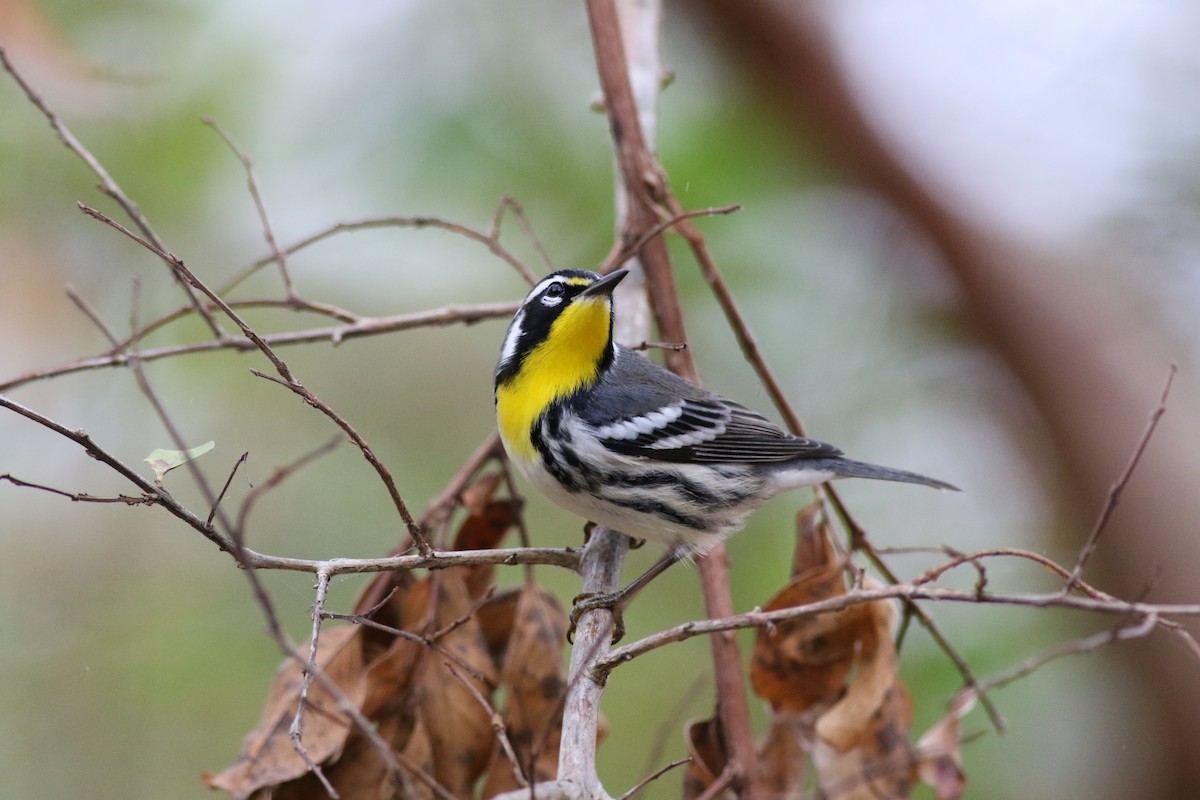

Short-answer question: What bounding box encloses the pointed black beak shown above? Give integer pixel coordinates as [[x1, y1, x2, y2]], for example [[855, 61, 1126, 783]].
[[581, 269, 628, 298]]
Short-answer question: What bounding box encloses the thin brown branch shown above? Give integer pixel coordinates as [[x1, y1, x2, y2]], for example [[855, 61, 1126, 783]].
[[491, 195, 555, 277], [0, 301, 517, 393], [321, 610, 489, 684], [79, 203, 298, 380], [243, 547, 582, 576], [233, 436, 344, 539], [834, 510, 1006, 733], [289, 567, 338, 799], [65, 285, 121, 347], [76, 202, 431, 554], [977, 613, 1159, 695], [203, 116, 297, 297], [246, 367, 429, 553], [602, 203, 742, 276], [208, 452, 250, 526], [584, 2, 761, 794], [0, 393, 230, 550], [693, 764, 738, 800], [223, 212, 540, 295], [617, 757, 691, 800], [595, 585, 1200, 678], [0, 474, 155, 506], [445, 660, 529, 790], [0, 46, 223, 336], [1066, 363, 1177, 589]]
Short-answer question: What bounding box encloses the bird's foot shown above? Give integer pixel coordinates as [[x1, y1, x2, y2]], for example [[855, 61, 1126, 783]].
[[567, 591, 626, 644]]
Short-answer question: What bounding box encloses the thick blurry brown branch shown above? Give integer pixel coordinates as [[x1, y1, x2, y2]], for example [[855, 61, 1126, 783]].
[[584, 2, 763, 794]]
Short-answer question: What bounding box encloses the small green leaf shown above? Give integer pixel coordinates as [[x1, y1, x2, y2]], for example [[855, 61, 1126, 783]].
[[144, 441, 215, 482]]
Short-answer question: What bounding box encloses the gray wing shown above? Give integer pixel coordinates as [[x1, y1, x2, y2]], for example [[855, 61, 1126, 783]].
[[576, 347, 842, 464]]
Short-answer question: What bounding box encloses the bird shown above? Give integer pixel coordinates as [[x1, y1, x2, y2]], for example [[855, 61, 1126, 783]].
[[494, 267, 956, 637]]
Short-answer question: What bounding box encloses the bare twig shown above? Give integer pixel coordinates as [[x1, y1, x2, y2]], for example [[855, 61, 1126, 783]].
[[65, 285, 121, 347], [289, 568, 337, 798], [602, 203, 741, 276], [0, 474, 155, 506], [0, 301, 518, 394], [204, 116, 296, 297], [0, 46, 222, 336], [321, 610, 489, 684], [617, 757, 691, 800], [585, 2, 762, 794], [247, 548, 582, 576], [208, 452, 250, 526], [594, 585, 1200, 679], [233, 436, 344, 539], [979, 613, 1160, 695], [491, 195, 554, 277], [694, 764, 738, 800], [0, 393, 230, 550], [73, 203, 431, 554], [1066, 363, 1177, 589], [445, 660, 529, 790], [223, 213, 539, 294]]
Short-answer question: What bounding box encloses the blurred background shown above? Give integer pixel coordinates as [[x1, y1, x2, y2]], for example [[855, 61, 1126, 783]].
[[2, 0, 1200, 797]]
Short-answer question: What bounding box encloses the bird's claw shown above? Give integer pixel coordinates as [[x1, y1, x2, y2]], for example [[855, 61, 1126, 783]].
[[567, 591, 626, 644]]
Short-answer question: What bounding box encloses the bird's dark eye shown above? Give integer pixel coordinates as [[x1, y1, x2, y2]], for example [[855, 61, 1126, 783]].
[[546, 282, 565, 297]]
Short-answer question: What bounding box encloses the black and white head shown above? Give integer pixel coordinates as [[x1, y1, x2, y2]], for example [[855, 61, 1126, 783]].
[[494, 268, 628, 388]]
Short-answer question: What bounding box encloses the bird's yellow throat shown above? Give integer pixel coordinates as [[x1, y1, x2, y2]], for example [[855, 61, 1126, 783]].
[[496, 298, 611, 459]]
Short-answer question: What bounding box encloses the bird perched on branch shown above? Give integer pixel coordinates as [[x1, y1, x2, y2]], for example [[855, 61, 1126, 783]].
[[494, 268, 956, 637]]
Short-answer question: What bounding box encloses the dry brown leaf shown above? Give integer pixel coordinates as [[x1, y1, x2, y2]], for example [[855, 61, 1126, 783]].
[[416, 569, 500, 798], [814, 595, 904, 751], [750, 506, 865, 714], [454, 473, 518, 598], [749, 504, 917, 799], [915, 690, 975, 800], [812, 679, 914, 800], [399, 715, 437, 800], [481, 585, 569, 797], [757, 716, 807, 798], [682, 716, 730, 799], [205, 626, 366, 799], [475, 586, 523, 667]]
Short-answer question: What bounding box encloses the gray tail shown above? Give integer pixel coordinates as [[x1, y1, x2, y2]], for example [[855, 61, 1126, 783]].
[[828, 458, 960, 492]]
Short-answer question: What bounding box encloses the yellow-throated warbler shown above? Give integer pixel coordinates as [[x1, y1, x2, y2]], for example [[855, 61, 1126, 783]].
[[496, 267, 955, 553], [495, 268, 956, 635]]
